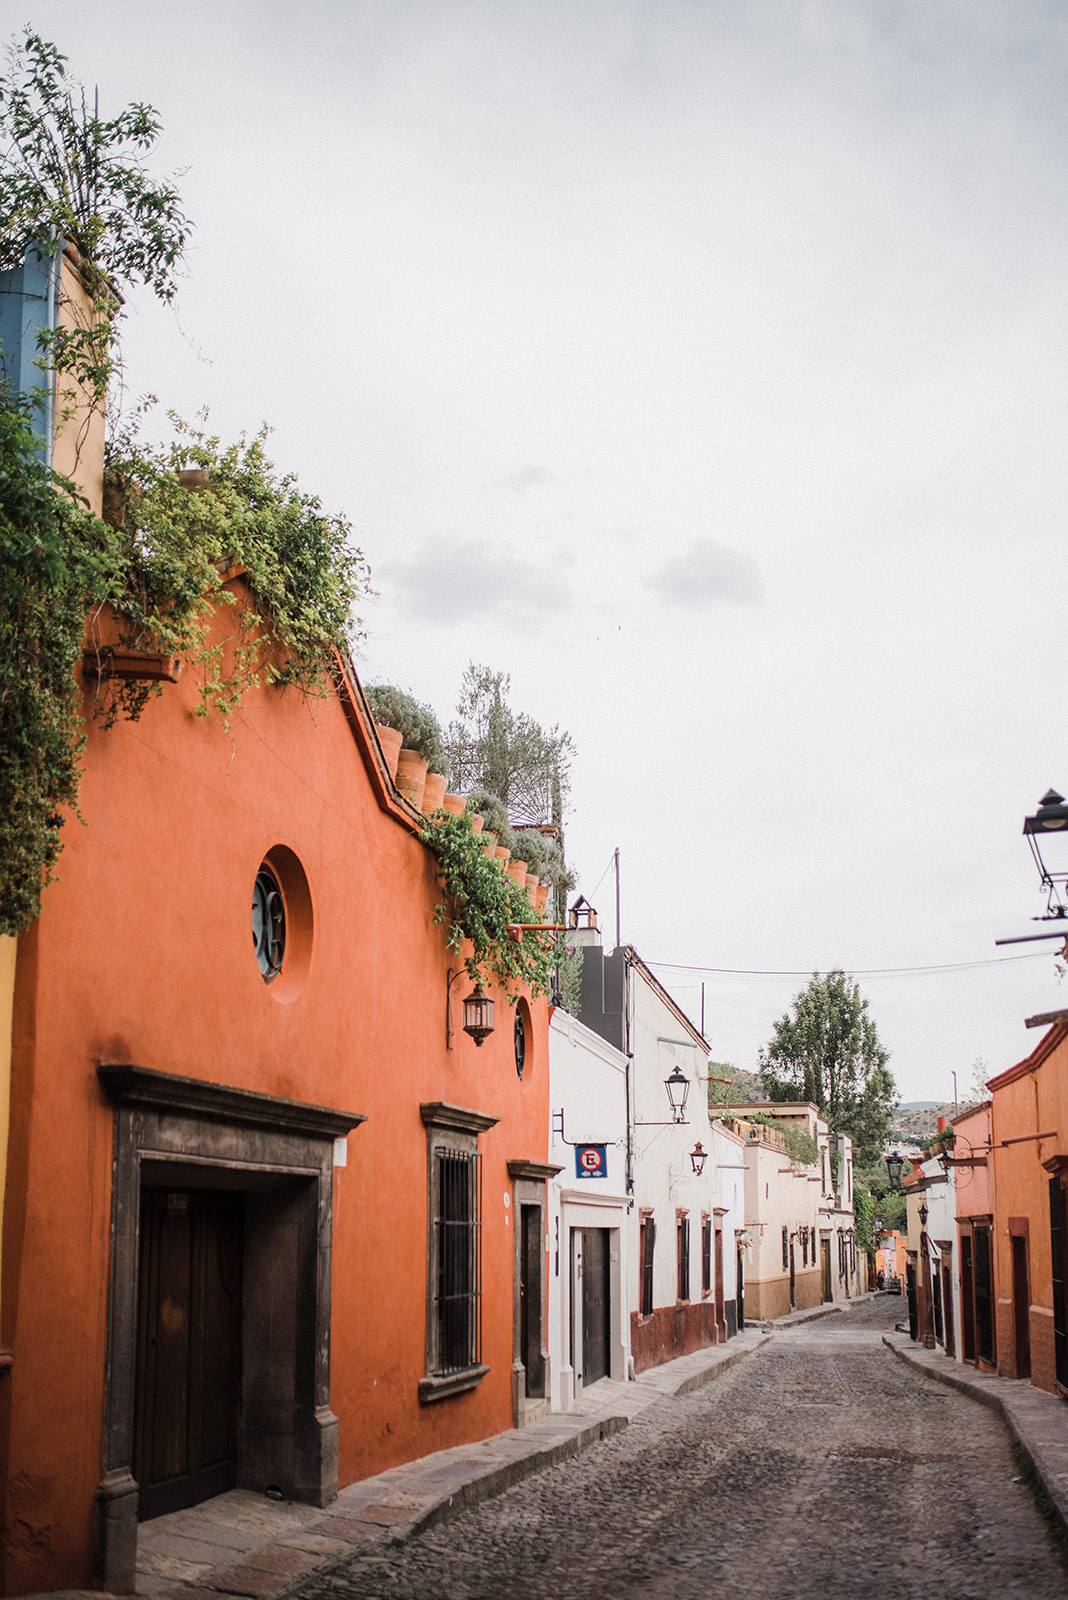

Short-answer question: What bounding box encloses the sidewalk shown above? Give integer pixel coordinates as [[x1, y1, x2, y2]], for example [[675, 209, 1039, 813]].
[[884, 1331, 1068, 1538], [55, 1329, 768, 1600], [750, 1289, 878, 1332]]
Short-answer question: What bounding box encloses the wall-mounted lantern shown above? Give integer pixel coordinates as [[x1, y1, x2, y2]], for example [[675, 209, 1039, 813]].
[[665, 1066, 690, 1124], [446, 970, 496, 1049], [462, 984, 494, 1046], [689, 1141, 708, 1176], [884, 1150, 904, 1191], [1023, 788, 1068, 917]]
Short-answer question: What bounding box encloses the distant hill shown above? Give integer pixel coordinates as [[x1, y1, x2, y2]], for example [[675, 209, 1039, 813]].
[[897, 1101, 941, 1112], [708, 1064, 764, 1105]]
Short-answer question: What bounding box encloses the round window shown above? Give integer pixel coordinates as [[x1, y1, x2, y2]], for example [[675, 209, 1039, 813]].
[[514, 1009, 526, 1079], [252, 864, 286, 980]]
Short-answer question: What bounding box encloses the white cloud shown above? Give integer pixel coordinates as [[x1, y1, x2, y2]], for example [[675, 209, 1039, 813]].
[[649, 539, 763, 607], [493, 464, 550, 493], [381, 539, 570, 626]]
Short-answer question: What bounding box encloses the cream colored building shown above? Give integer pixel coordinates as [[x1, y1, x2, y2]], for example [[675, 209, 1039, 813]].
[[721, 1102, 857, 1321]]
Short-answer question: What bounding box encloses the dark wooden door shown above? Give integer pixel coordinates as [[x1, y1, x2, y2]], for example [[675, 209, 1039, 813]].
[[974, 1226, 995, 1364], [580, 1229, 610, 1386], [960, 1235, 976, 1361], [941, 1261, 955, 1359], [1012, 1235, 1031, 1379], [820, 1237, 832, 1302], [519, 1205, 544, 1398], [135, 1189, 243, 1521], [736, 1244, 745, 1331]]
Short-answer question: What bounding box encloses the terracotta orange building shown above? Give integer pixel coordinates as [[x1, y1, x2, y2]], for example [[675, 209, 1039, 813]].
[[0, 300, 555, 1590], [986, 1016, 1068, 1395]]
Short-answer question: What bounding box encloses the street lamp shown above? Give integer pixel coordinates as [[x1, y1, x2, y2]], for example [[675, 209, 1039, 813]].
[[884, 1151, 905, 1191], [689, 1141, 708, 1175], [664, 1067, 690, 1124], [1023, 788, 1068, 917]]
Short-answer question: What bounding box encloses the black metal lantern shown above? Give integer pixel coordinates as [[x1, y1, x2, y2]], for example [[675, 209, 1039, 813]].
[[462, 984, 495, 1047], [665, 1066, 690, 1124], [1023, 788, 1068, 916], [884, 1150, 904, 1191], [689, 1141, 708, 1176], [919, 1201, 929, 1229]]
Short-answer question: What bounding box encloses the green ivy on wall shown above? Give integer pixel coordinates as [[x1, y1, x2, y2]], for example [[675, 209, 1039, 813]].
[[420, 809, 556, 997], [0, 395, 121, 933]]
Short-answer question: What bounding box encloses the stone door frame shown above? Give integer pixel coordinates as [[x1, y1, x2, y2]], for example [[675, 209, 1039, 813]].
[[95, 1065, 363, 1592]]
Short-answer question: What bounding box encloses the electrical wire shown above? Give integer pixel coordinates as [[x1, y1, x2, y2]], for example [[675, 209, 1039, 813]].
[[643, 952, 1053, 980]]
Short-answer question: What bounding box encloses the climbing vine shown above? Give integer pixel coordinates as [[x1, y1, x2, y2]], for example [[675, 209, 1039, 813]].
[[94, 412, 372, 725], [0, 394, 121, 933], [420, 809, 556, 998]]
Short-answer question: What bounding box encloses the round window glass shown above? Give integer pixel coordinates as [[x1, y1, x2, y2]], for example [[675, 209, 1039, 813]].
[[252, 865, 286, 979], [514, 1010, 526, 1079]]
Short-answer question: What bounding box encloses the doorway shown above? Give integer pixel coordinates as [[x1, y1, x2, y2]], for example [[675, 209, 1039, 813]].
[[519, 1205, 545, 1399], [135, 1189, 243, 1521], [1011, 1234, 1031, 1379], [580, 1228, 611, 1386], [820, 1237, 832, 1302], [960, 1234, 976, 1361], [941, 1258, 955, 1359]]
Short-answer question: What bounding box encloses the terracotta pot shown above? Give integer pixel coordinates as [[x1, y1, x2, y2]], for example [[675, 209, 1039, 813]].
[[506, 860, 526, 882], [395, 748, 429, 809], [422, 772, 447, 814], [493, 845, 511, 863], [535, 884, 550, 911], [470, 813, 485, 833], [375, 724, 403, 780], [441, 793, 466, 817], [524, 873, 539, 891]]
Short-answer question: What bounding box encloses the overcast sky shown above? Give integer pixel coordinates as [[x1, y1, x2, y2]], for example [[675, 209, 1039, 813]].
[[20, 0, 1068, 1103]]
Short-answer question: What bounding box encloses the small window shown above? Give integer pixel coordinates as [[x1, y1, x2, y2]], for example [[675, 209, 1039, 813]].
[[640, 1215, 656, 1317], [514, 1010, 526, 1079], [782, 1225, 789, 1272], [252, 864, 285, 979], [677, 1216, 690, 1303]]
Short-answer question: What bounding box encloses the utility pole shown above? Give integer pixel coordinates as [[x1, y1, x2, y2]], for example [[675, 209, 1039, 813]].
[[614, 846, 620, 952], [951, 1070, 958, 1116]]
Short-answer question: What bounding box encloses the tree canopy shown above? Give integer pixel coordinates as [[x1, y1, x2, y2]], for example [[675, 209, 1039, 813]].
[[444, 662, 574, 827], [758, 969, 896, 1165]]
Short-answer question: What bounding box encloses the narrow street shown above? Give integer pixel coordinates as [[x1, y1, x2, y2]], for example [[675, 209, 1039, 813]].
[[296, 1298, 1068, 1600]]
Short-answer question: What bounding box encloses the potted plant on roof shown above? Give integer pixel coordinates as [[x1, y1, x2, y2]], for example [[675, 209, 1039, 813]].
[[364, 684, 446, 808]]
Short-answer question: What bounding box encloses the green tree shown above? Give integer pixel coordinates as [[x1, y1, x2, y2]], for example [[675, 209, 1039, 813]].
[[0, 30, 190, 414], [758, 970, 896, 1165], [444, 663, 574, 826]]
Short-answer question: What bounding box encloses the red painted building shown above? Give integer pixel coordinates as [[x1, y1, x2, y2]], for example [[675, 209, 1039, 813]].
[[987, 1017, 1068, 1395], [0, 581, 553, 1592]]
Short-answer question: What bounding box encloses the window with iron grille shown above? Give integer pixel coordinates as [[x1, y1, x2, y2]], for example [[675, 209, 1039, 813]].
[[676, 1215, 690, 1303], [433, 1149, 481, 1376], [782, 1225, 789, 1272], [701, 1216, 712, 1297], [419, 1102, 496, 1403], [640, 1215, 655, 1317]]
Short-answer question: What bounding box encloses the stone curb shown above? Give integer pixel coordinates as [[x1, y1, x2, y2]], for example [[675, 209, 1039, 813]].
[[883, 1331, 1068, 1540]]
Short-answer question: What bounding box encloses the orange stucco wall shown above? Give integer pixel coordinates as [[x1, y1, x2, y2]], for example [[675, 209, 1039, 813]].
[[1, 606, 550, 1593], [988, 1026, 1068, 1395]]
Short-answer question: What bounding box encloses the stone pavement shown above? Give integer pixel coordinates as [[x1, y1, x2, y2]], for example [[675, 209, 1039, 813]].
[[885, 1328, 1068, 1541], [33, 1327, 769, 1600], [292, 1297, 1068, 1600]]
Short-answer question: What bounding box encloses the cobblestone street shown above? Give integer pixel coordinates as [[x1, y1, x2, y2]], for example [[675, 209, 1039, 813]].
[[295, 1297, 1068, 1600]]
